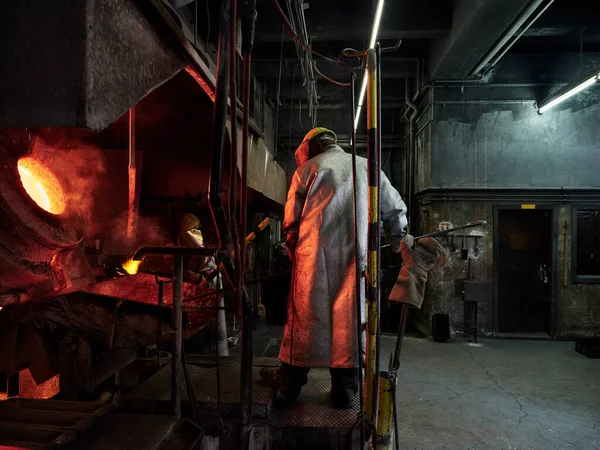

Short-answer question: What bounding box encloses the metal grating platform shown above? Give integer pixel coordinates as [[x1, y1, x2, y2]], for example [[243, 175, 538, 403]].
[[267, 368, 360, 429], [122, 359, 276, 418]]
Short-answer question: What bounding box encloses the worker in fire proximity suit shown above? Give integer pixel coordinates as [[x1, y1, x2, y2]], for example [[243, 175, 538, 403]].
[[178, 213, 228, 356], [259, 127, 410, 409]]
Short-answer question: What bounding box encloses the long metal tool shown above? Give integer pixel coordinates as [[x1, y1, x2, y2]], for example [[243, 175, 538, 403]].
[[365, 46, 381, 446], [349, 72, 365, 446], [381, 221, 488, 249]]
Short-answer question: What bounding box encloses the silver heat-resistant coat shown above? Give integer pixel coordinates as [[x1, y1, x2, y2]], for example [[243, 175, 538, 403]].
[[280, 144, 407, 368]]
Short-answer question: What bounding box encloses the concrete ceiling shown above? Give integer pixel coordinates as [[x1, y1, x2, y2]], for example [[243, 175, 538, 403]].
[[194, 0, 600, 149]]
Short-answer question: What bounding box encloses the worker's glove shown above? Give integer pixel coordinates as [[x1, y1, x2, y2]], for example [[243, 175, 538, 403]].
[[285, 232, 298, 263], [388, 237, 447, 309], [183, 270, 202, 284]]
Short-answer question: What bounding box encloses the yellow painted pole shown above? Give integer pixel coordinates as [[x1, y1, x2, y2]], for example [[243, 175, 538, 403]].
[[364, 46, 381, 441], [376, 374, 395, 449]]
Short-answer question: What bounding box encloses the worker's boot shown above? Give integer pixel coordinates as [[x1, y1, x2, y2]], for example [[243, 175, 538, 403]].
[[258, 366, 303, 402], [330, 387, 354, 409], [330, 368, 359, 409]]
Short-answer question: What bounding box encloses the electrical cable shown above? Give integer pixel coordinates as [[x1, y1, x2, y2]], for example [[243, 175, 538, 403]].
[[312, 60, 351, 87], [271, 0, 356, 77]]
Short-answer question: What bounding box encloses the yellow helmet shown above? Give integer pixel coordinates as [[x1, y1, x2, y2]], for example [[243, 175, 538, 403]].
[[295, 127, 337, 167], [179, 213, 200, 232], [302, 127, 337, 146]]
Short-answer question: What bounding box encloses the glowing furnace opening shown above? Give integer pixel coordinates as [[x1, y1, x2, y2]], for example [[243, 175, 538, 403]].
[[17, 157, 66, 215]]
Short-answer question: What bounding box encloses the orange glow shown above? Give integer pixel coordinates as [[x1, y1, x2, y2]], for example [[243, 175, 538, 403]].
[[19, 369, 60, 399], [123, 257, 142, 275], [17, 157, 66, 215]]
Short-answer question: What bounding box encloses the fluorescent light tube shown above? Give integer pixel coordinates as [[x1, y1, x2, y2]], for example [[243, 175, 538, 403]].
[[353, 0, 385, 132], [538, 75, 598, 114], [354, 75, 368, 130], [369, 0, 385, 48]]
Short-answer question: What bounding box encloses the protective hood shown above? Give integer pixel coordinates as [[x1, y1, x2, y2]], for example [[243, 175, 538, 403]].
[[294, 141, 311, 167], [179, 229, 204, 248], [294, 127, 337, 167]]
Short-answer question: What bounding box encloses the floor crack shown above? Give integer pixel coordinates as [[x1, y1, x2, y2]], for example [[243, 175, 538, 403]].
[[464, 346, 529, 424]]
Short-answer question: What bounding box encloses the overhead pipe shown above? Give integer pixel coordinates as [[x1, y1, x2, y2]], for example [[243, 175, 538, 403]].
[[209, 0, 234, 258], [470, 0, 554, 77]]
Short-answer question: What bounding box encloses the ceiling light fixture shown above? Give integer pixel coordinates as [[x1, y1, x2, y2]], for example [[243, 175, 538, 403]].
[[538, 73, 599, 114], [353, 0, 385, 133]]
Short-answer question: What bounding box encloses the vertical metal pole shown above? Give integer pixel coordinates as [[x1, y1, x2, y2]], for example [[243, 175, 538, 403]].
[[365, 46, 381, 444], [228, 0, 239, 228], [350, 72, 365, 446], [171, 255, 184, 419], [392, 304, 408, 371], [240, 2, 257, 447], [375, 40, 383, 404], [127, 107, 137, 243], [157, 280, 164, 368]]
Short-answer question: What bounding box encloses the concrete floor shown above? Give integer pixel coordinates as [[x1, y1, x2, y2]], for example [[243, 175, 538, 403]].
[[386, 336, 600, 450], [247, 324, 600, 449]]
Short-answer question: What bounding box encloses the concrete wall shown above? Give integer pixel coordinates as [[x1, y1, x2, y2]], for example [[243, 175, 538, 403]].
[[416, 200, 492, 337], [416, 63, 600, 338], [431, 100, 600, 189], [417, 200, 600, 338]]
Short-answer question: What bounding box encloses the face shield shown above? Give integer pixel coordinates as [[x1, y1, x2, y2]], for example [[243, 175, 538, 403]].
[[180, 228, 204, 248]]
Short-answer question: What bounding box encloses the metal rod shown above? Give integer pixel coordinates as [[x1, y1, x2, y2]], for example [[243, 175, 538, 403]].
[[350, 72, 365, 446], [133, 246, 217, 260], [228, 0, 240, 259], [208, 0, 234, 260], [365, 46, 381, 445], [240, 2, 257, 447], [171, 255, 184, 419], [375, 43, 383, 448], [157, 279, 164, 368], [215, 256, 223, 427], [127, 107, 137, 243], [392, 304, 408, 372], [381, 221, 488, 249]]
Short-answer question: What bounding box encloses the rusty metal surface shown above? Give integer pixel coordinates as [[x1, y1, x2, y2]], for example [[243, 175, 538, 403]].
[[267, 368, 360, 429], [79, 273, 218, 330], [122, 360, 275, 418], [0, 0, 185, 131]]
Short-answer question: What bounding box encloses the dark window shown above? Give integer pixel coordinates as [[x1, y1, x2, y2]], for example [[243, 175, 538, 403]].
[[573, 208, 600, 283]]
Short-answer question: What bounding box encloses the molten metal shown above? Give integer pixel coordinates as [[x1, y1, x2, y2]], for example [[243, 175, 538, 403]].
[[123, 257, 142, 275], [17, 157, 66, 215]]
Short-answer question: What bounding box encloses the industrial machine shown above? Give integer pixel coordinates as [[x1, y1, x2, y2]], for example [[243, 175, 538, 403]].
[[0, 1, 488, 449]]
